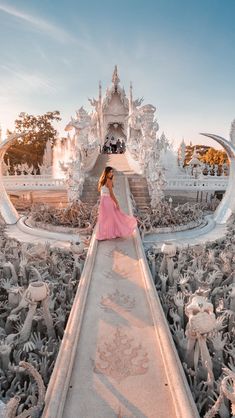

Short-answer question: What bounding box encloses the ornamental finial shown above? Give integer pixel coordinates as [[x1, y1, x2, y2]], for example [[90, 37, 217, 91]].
[[112, 65, 120, 87]]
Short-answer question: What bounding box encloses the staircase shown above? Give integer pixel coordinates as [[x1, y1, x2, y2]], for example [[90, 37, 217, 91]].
[[89, 153, 134, 176], [128, 175, 151, 211], [81, 153, 151, 211], [81, 177, 99, 206], [81, 153, 136, 206]]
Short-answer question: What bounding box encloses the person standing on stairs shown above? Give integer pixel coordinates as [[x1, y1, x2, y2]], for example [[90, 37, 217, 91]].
[[110, 136, 117, 153], [96, 166, 137, 240]]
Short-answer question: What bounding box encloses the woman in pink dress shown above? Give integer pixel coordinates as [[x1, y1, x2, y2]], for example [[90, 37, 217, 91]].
[[96, 166, 137, 240]]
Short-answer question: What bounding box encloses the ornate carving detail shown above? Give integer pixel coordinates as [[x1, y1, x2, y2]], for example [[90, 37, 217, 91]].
[[113, 247, 130, 256], [4, 360, 46, 418], [113, 264, 131, 279], [103, 247, 129, 258], [60, 148, 85, 203], [230, 119, 235, 145], [93, 327, 149, 382], [112, 65, 120, 87], [103, 270, 113, 279], [100, 289, 135, 312], [102, 269, 127, 281], [102, 66, 129, 112]]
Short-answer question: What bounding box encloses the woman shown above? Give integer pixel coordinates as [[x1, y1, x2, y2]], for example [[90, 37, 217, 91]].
[[96, 166, 137, 240]]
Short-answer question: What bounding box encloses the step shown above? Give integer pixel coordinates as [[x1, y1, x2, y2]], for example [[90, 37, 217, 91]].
[[131, 192, 150, 197]]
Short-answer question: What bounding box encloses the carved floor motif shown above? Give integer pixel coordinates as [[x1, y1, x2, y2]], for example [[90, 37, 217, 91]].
[[117, 406, 125, 418], [103, 269, 113, 279], [100, 289, 136, 313], [103, 247, 130, 258], [113, 247, 130, 257], [113, 264, 131, 279], [94, 327, 149, 383], [103, 248, 115, 258], [102, 269, 127, 281]]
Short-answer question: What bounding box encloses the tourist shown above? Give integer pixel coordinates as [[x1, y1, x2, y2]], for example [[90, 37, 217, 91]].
[[102, 144, 109, 153], [102, 137, 111, 153], [110, 136, 116, 153], [96, 166, 137, 240], [116, 138, 121, 153]]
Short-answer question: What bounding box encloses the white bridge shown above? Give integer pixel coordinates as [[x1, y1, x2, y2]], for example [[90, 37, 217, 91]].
[[3, 172, 229, 192]]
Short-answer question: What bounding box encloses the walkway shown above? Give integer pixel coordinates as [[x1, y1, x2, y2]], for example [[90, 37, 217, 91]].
[[42, 158, 198, 418]]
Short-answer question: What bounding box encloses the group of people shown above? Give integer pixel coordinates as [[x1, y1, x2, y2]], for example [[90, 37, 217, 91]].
[[102, 136, 126, 154]]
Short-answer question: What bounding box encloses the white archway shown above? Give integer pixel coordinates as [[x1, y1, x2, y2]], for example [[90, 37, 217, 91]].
[[201, 132, 235, 224], [0, 133, 25, 224]]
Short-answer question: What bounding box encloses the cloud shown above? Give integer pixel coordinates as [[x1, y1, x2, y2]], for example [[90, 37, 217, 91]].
[[0, 2, 76, 43], [0, 64, 57, 95]]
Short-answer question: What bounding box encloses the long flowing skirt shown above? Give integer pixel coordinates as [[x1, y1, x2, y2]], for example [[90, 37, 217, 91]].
[[96, 196, 137, 240]]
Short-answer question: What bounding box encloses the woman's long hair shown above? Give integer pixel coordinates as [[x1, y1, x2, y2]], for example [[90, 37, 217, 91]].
[[98, 166, 113, 192]]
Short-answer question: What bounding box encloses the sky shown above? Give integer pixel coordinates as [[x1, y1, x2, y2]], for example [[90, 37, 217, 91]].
[[0, 0, 234, 149]]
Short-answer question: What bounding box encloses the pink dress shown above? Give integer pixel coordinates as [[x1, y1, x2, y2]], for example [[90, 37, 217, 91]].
[[96, 184, 137, 241]]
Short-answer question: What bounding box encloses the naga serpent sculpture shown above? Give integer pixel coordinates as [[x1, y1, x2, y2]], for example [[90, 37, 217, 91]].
[[0, 132, 26, 224], [200, 133, 235, 224]]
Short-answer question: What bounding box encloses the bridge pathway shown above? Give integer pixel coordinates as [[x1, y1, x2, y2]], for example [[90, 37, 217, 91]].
[[43, 155, 198, 418]]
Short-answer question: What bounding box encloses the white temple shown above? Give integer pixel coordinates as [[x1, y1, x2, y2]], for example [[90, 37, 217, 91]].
[[53, 65, 168, 168], [1, 66, 231, 206]]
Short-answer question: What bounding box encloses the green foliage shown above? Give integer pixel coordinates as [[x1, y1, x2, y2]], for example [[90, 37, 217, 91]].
[[5, 111, 61, 172]]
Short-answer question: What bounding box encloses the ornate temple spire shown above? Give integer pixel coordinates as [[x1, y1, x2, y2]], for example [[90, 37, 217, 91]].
[[99, 80, 102, 104], [188, 146, 202, 166], [129, 81, 133, 101], [112, 65, 120, 88]]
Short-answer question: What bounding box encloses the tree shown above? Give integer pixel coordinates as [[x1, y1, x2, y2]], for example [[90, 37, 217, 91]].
[[200, 148, 228, 166], [4, 111, 61, 172]]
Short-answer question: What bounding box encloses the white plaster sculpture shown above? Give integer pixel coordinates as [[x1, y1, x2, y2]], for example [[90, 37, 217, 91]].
[[59, 149, 85, 204], [0, 132, 26, 224], [145, 216, 235, 416], [0, 237, 87, 415], [230, 119, 235, 145], [200, 132, 235, 223], [38, 139, 53, 175]]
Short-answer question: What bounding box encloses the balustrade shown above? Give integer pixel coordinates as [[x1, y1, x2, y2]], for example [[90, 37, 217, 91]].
[[2, 172, 229, 192]]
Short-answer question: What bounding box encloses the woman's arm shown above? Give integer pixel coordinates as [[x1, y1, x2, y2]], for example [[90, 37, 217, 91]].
[[106, 179, 119, 208]]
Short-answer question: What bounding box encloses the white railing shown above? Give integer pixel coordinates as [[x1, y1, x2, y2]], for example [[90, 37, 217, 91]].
[[166, 175, 228, 191], [2, 173, 229, 192], [3, 175, 65, 190]]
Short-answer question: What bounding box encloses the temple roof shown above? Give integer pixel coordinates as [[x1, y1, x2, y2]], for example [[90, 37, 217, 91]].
[[188, 148, 202, 165], [102, 66, 129, 111]]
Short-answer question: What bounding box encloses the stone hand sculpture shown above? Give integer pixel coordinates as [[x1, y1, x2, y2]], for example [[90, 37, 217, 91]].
[[145, 216, 235, 416], [4, 361, 46, 418], [0, 234, 87, 416]]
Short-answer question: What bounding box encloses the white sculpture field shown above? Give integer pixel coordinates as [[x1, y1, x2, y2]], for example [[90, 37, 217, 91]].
[[0, 67, 235, 418]]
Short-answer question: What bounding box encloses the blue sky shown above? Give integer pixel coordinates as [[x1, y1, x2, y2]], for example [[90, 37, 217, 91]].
[[0, 0, 234, 148]]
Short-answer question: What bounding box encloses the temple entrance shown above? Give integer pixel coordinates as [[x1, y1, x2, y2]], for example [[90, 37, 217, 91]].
[[102, 123, 126, 154]]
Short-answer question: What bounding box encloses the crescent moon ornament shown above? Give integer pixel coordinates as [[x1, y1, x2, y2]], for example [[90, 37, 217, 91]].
[[0, 132, 26, 224], [200, 132, 235, 224]]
